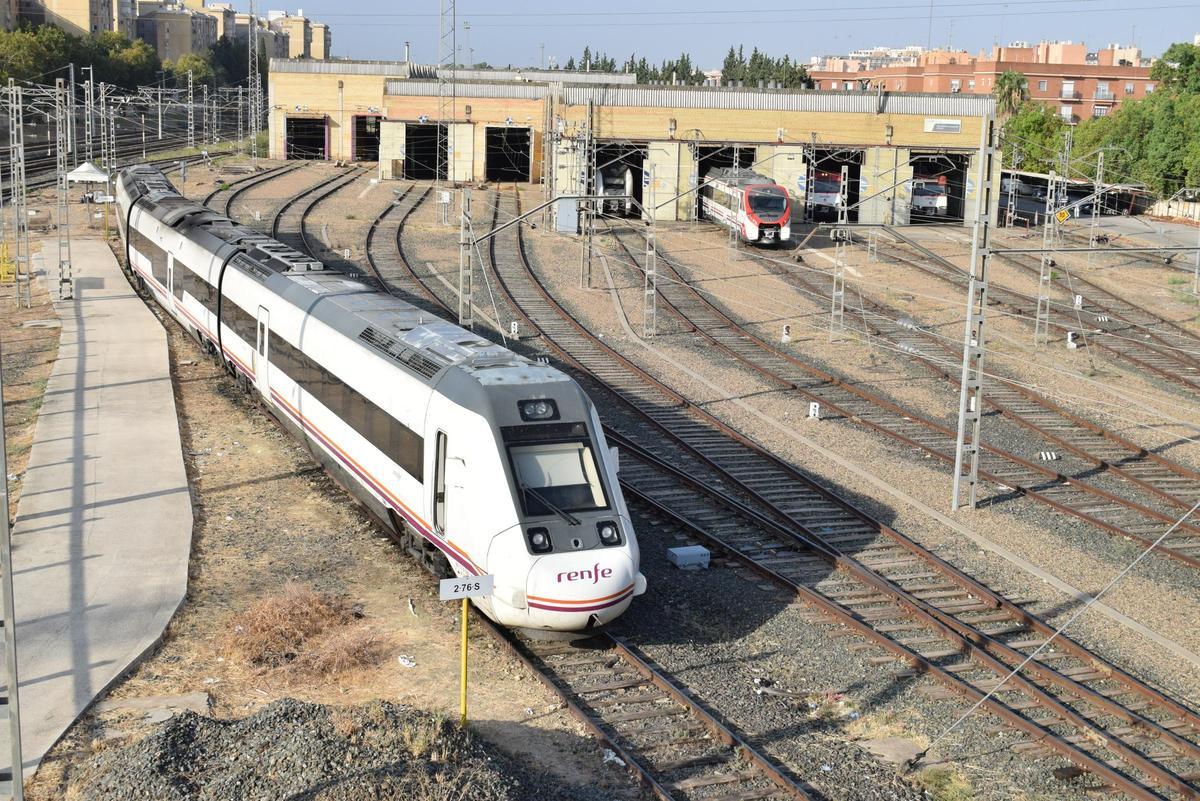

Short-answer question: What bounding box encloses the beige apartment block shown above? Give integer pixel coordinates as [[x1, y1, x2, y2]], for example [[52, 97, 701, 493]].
[[20, 0, 113, 35]]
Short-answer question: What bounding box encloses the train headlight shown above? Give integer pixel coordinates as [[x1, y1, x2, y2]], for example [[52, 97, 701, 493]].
[[519, 399, 559, 421], [527, 527, 552, 553], [597, 521, 622, 546]]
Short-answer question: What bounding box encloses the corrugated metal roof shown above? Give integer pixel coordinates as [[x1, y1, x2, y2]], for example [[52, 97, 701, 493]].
[[385, 80, 548, 99], [382, 79, 994, 116], [270, 59, 437, 78], [438, 68, 635, 85], [560, 85, 995, 115]]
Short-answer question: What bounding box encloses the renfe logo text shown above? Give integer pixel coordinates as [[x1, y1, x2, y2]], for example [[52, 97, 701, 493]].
[[557, 564, 614, 584]]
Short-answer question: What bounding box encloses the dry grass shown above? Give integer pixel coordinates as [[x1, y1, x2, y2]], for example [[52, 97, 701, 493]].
[[224, 583, 358, 671], [296, 625, 391, 677], [918, 765, 975, 801]]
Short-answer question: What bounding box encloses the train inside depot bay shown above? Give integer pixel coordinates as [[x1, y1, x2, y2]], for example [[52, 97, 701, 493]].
[[699, 167, 792, 245], [115, 164, 645, 632]]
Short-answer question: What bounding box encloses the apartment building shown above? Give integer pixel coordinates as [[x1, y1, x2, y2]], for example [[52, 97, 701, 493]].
[[135, 0, 216, 62], [233, 11, 289, 57], [810, 41, 1157, 123], [311, 20, 329, 59], [19, 0, 114, 35], [1, 0, 18, 30], [182, 0, 232, 39]]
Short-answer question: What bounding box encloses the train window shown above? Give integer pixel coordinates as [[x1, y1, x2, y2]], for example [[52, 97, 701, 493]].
[[747, 187, 788, 216], [433, 431, 447, 532], [170, 257, 183, 300], [509, 440, 609, 517], [266, 331, 424, 482]]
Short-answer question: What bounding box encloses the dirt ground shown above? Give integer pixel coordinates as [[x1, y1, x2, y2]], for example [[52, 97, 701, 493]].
[[1, 244, 61, 519], [26, 236, 640, 800]]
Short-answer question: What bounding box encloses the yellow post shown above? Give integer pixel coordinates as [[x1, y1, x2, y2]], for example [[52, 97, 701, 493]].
[[459, 597, 469, 727]]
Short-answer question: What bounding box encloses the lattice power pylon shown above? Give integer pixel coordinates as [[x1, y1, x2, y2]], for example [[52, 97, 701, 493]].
[[98, 83, 109, 172], [436, 0, 456, 183], [54, 79, 74, 300], [83, 78, 93, 163], [187, 71, 195, 150], [950, 114, 998, 511], [248, 0, 260, 160], [8, 79, 32, 308], [829, 164, 850, 340]]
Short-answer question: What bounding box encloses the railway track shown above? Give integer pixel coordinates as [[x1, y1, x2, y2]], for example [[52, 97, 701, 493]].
[[877, 228, 1200, 394], [599, 222, 1200, 567], [268, 165, 364, 257], [259, 183, 815, 801], [201, 162, 303, 216], [359, 185, 1200, 800], [483, 621, 813, 801]]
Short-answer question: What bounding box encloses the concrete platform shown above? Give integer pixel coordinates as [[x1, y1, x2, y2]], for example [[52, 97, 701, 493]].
[[2, 237, 192, 779]]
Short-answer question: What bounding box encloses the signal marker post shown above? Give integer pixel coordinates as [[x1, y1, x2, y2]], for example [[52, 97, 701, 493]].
[[439, 574, 494, 727]]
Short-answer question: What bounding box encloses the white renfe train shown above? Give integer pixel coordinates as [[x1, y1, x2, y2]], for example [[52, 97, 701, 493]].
[[700, 167, 792, 245], [116, 165, 645, 632]]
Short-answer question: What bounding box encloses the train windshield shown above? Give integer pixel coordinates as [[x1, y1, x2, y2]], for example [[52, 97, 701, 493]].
[[812, 178, 841, 195], [748, 187, 788, 216], [510, 440, 609, 517], [913, 184, 945, 197]]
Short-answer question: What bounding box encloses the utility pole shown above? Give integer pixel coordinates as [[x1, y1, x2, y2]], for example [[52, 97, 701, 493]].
[[1004, 144, 1021, 226], [83, 76, 93, 162], [458, 188, 473, 329], [1087, 149, 1104, 264], [0, 297, 27, 801], [237, 86, 244, 154], [578, 98, 593, 288], [156, 84, 162, 141], [8, 80, 31, 309], [187, 71, 195, 150], [108, 99, 116, 174], [830, 164, 849, 340], [141, 114, 146, 160], [1034, 169, 1057, 346], [642, 223, 657, 336], [950, 113, 998, 511], [68, 63, 76, 166], [97, 83, 108, 172], [54, 79, 74, 301], [248, 0, 260, 160], [436, 0, 456, 185]]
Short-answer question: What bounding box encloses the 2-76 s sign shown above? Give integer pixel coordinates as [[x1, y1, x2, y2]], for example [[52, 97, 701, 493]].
[[440, 574, 494, 601]]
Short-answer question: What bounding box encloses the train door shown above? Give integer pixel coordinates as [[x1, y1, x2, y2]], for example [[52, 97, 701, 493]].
[[254, 307, 270, 396], [433, 431, 448, 533], [166, 254, 176, 311]]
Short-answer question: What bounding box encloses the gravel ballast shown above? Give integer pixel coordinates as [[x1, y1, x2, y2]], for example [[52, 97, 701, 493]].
[[71, 698, 609, 801]]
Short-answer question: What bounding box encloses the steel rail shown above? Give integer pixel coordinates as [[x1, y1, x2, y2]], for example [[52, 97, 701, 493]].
[[601, 223, 1200, 567], [200, 162, 299, 210], [877, 229, 1200, 394], [479, 616, 814, 801], [752, 244, 1200, 504], [378, 187, 1200, 798]]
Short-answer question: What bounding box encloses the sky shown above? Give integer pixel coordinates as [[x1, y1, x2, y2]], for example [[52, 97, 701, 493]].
[[272, 1, 1200, 69]]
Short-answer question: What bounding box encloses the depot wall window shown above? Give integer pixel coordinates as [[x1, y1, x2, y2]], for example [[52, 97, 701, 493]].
[[1145, 83, 1155, 94], [967, 79, 975, 91], [950, 79, 961, 92], [1038, 79, 1048, 91], [1093, 106, 1109, 118], [1059, 106, 1073, 120], [1125, 82, 1134, 94]]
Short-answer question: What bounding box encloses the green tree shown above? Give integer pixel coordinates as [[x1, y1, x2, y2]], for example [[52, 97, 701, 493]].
[[1001, 103, 1066, 173], [1151, 42, 1200, 94], [168, 52, 214, 86], [993, 70, 1029, 116]]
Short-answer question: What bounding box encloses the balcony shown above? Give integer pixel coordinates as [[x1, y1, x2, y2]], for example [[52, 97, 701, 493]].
[[1059, 88, 1082, 100], [1094, 90, 1116, 102]]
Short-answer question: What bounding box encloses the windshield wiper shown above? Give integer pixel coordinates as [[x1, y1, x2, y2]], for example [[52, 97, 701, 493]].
[[522, 485, 581, 526]]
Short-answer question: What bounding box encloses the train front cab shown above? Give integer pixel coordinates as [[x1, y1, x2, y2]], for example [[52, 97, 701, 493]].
[[428, 368, 644, 631]]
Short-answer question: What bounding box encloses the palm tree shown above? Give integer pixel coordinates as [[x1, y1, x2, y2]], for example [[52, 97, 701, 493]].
[[994, 70, 1030, 116]]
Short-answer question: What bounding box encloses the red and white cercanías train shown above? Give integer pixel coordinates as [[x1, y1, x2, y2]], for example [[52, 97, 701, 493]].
[[700, 168, 792, 245]]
